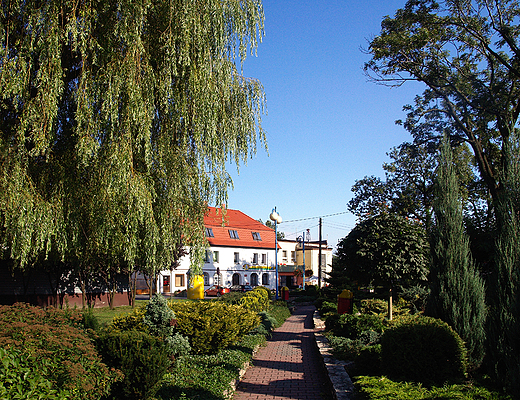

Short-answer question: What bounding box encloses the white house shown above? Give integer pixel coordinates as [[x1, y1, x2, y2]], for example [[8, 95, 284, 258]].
[[154, 207, 278, 294]]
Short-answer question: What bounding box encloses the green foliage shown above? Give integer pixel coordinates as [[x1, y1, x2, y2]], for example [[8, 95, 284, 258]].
[[319, 300, 338, 316], [266, 300, 292, 327], [166, 333, 192, 358], [487, 134, 520, 395], [331, 313, 385, 339], [0, 303, 120, 399], [427, 136, 487, 370], [398, 284, 429, 314], [354, 376, 511, 400], [0, 347, 68, 399], [96, 330, 171, 400], [157, 333, 265, 400], [380, 316, 467, 386], [333, 212, 429, 289], [144, 293, 176, 338], [354, 344, 382, 377], [169, 300, 260, 354], [249, 311, 278, 337], [238, 287, 269, 312], [254, 285, 272, 300], [0, 0, 266, 281], [111, 305, 147, 331]]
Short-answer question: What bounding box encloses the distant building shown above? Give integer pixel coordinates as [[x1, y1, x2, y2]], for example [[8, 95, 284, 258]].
[[276, 238, 332, 289], [152, 206, 279, 294]]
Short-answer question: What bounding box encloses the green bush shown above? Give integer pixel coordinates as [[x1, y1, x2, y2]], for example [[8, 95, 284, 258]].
[[354, 344, 381, 376], [0, 347, 67, 399], [380, 316, 467, 386], [144, 293, 176, 338], [333, 313, 385, 339], [267, 300, 292, 327], [355, 376, 510, 400], [157, 333, 266, 400], [254, 285, 272, 300], [249, 311, 278, 337], [96, 329, 171, 400], [327, 335, 364, 361], [0, 303, 120, 399], [169, 300, 260, 354], [239, 287, 269, 312], [319, 300, 338, 316], [111, 304, 147, 331]]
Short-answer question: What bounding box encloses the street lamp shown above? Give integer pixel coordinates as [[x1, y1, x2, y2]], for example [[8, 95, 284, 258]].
[[269, 208, 282, 299], [297, 232, 306, 291]]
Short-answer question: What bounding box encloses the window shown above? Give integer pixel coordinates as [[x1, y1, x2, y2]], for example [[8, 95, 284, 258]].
[[251, 273, 258, 286], [205, 250, 211, 263], [228, 229, 239, 239], [203, 272, 209, 286], [282, 250, 288, 261], [205, 227, 214, 237], [213, 251, 219, 263], [252, 232, 262, 241], [234, 252, 240, 264], [261, 253, 266, 264], [291, 251, 296, 263], [253, 253, 259, 264], [175, 274, 184, 287], [262, 273, 269, 285]]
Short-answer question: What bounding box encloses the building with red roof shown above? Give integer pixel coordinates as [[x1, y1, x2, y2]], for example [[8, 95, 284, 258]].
[[156, 206, 279, 294]]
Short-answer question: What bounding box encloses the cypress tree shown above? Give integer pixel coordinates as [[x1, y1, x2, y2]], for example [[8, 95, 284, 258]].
[[487, 134, 520, 395], [426, 136, 487, 370]]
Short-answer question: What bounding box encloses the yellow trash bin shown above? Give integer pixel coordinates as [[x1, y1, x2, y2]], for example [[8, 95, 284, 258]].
[[187, 274, 204, 300]]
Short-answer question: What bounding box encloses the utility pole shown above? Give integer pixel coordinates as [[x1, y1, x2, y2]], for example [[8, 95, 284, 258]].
[[318, 217, 322, 288]]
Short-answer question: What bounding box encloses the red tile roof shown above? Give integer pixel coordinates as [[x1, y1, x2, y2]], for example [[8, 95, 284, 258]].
[[204, 207, 278, 249]]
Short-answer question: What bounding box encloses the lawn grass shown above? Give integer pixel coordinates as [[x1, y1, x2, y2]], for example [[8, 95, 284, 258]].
[[90, 300, 148, 327]]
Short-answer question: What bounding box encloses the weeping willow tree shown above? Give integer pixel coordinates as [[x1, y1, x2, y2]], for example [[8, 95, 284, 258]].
[[0, 0, 266, 303]]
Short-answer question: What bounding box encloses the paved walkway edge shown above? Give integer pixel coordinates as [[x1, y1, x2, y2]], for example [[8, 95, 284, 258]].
[[313, 310, 356, 400]]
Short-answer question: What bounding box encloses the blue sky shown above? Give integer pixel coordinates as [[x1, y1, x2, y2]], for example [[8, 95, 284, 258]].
[[226, 0, 425, 250]]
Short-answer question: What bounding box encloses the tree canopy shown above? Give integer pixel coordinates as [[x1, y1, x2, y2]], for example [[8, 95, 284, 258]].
[[334, 212, 430, 288], [365, 0, 520, 205], [0, 0, 267, 275]]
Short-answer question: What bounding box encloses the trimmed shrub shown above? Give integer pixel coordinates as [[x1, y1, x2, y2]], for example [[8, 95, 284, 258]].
[[319, 300, 338, 316], [169, 300, 260, 354], [380, 315, 467, 386], [0, 303, 120, 399], [354, 344, 381, 376], [239, 287, 269, 312], [333, 313, 385, 339], [254, 285, 272, 300], [96, 329, 171, 400], [112, 304, 147, 331]]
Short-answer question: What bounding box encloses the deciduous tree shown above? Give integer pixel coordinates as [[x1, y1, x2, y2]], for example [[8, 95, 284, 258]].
[[0, 0, 266, 292], [333, 212, 430, 319]]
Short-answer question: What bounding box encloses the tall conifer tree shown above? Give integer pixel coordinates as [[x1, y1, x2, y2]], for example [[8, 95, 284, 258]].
[[0, 1, 266, 295], [426, 136, 487, 369], [487, 134, 520, 394]]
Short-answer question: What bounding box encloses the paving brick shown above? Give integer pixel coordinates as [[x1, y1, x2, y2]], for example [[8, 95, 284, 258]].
[[233, 305, 333, 400]]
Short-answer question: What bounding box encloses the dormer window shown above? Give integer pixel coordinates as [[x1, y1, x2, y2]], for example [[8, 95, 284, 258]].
[[228, 229, 239, 239], [205, 227, 214, 237], [252, 232, 262, 241]]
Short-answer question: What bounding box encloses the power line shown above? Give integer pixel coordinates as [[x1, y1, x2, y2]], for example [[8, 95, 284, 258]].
[[282, 210, 349, 224]]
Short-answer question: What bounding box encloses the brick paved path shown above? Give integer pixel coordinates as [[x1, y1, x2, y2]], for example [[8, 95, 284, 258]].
[[234, 305, 332, 400]]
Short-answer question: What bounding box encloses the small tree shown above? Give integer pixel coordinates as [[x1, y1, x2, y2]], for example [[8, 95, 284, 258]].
[[334, 212, 430, 319], [426, 136, 487, 370]]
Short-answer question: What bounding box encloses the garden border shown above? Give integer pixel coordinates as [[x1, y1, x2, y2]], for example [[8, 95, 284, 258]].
[[313, 310, 356, 400]]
